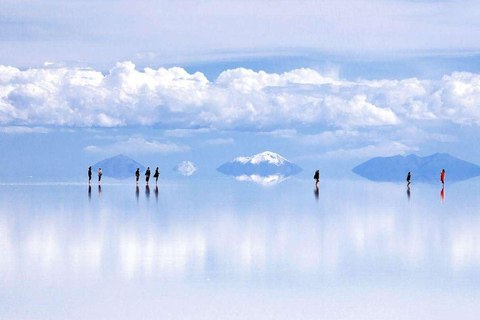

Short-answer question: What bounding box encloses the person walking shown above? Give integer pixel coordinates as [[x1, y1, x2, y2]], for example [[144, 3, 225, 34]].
[[98, 168, 102, 185], [135, 168, 140, 185], [440, 169, 445, 185], [406, 171, 411, 187], [153, 167, 160, 185], [88, 166, 92, 184], [314, 170, 320, 189], [145, 167, 151, 185]]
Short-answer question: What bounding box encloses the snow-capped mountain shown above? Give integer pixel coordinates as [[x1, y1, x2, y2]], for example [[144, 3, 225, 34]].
[[217, 151, 302, 178], [233, 151, 288, 165], [173, 161, 197, 176]]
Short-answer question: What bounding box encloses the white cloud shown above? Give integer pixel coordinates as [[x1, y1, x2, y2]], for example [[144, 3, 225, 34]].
[[204, 138, 234, 145], [258, 129, 297, 139], [84, 137, 190, 155], [163, 128, 211, 137], [1, 62, 480, 132], [324, 142, 419, 159], [0, 126, 50, 134]]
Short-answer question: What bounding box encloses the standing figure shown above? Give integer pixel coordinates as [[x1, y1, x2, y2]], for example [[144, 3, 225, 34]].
[[313, 170, 320, 189], [88, 166, 92, 184], [406, 171, 411, 187], [440, 169, 445, 185], [98, 168, 102, 185], [135, 168, 140, 185], [145, 167, 151, 185], [153, 167, 160, 185]]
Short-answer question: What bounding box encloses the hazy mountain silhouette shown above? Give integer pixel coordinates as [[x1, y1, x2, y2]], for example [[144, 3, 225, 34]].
[[217, 151, 302, 177], [352, 153, 480, 182], [173, 161, 197, 176], [92, 154, 145, 179]]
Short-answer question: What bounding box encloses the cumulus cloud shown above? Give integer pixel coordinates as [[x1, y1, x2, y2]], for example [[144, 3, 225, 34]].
[[84, 137, 190, 155], [1, 62, 480, 131]]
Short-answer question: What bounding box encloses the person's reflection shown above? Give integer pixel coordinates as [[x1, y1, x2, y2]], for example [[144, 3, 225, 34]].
[[154, 186, 159, 203], [145, 185, 150, 200], [441, 186, 445, 204], [88, 185, 92, 202], [407, 186, 411, 201], [98, 185, 102, 198], [314, 186, 319, 201], [136, 186, 139, 202]]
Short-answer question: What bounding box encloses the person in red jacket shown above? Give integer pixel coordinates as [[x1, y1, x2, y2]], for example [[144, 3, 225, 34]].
[[440, 169, 445, 185]]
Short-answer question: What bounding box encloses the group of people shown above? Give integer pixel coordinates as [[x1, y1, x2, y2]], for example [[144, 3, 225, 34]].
[[312, 169, 447, 188], [88, 166, 102, 184], [87, 166, 160, 185], [405, 169, 446, 187], [135, 167, 160, 185]]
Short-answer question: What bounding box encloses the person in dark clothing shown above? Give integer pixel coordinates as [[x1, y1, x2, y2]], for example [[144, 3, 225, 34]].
[[98, 168, 102, 185], [145, 167, 151, 185], [135, 168, 140, 185], [88, 166, 92, 184], [406, 171, 411, 187], [153, 167, 160, 185], [314, 170, 320, 188]]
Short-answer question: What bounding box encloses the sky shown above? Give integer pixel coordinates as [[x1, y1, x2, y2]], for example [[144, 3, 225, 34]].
[[1, 0, 480, 181]]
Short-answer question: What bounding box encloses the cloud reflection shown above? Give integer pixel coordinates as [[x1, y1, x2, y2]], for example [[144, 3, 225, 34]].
[[1, 183, 480, 282]]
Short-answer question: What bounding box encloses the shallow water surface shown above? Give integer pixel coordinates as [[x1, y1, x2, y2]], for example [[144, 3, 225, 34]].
[[1, 179, 480, 319]]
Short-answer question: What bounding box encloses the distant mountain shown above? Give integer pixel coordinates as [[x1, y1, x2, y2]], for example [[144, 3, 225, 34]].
[[217, 151, 302, 180], [352, 153, 480, 182], [92, 154, 145, 179], [173, 161, 197, 176]]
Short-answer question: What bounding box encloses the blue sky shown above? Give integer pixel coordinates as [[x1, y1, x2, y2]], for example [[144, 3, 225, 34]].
[[1, 0, 480, 181]]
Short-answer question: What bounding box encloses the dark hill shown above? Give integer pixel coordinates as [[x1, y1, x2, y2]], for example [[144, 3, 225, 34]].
[[92, 154, 145, 180], [352, 153, 480, 182]]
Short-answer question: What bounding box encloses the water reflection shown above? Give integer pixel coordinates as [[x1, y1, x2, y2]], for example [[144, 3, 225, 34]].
[[441, 187, 445, 204], [98, 185, 102, 198], [234, 174, 288, 186], [145, 185, 150, 200], [407, 186, 411, 201], [1, 182, 480, 282], [154, 186, 159, 203], [314, 186, 319, 201], [88, 185, 91, 201], [135, 186, 139, 202]]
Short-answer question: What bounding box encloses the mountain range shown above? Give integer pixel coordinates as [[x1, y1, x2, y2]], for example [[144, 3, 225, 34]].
[[352, 153, 480, 182]]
